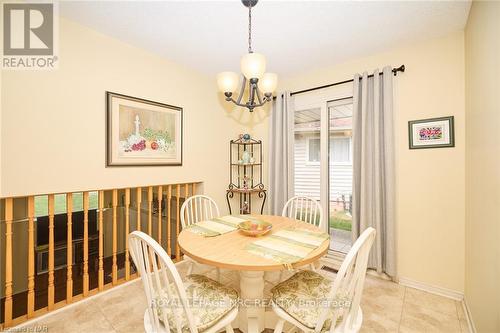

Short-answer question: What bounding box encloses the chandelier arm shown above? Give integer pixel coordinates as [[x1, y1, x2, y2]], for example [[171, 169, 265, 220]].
[[236, 76, 247, 105], [255, 87, 264, 105], [250, 100, 269, 108], [228, 97, 248, 108]]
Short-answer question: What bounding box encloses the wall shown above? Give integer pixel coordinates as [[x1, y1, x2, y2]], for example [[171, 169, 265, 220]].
[[465, 1, 500, 331], [1, 17, 257, 295], [1, 17, 245, 211], [257, 32, 466, 292]]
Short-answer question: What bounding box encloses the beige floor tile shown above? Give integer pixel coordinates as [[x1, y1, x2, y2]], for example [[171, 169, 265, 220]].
[[400, 300, 461, 333], [404, 287, 458, 317], [360, 277, 405, 333], [34, 299, 117, 333], [92, 281, 147, 332]]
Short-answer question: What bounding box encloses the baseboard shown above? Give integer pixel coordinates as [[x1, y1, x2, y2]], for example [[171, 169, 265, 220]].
[[398, 277, 464, 301], [462, 297, 477, 333]]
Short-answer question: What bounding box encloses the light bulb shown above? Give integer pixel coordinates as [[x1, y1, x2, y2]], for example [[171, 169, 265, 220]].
[[240, 53, 266, 79], [216, 72, 239, 92], [259, 73, 278, 94]]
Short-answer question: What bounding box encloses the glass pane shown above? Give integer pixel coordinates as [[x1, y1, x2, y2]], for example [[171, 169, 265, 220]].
[[328, 99, 353, 253], [294, 107, 321, 202]]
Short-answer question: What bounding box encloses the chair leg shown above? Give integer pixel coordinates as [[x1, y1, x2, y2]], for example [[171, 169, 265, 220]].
[[274, 319, 285, 333], [225, 324, 234, 333]]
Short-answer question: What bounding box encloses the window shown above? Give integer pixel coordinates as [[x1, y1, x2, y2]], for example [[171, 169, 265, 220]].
[[308, 137, 351, 163], [330, 137, 351, 163], [308, 138, 320, 162]]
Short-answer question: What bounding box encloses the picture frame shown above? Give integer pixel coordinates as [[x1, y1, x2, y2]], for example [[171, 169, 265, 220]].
[[408, 116, 454, 149], [106, 92, 183, 166]]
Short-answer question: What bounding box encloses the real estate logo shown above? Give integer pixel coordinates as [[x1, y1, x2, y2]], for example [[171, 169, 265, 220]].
[[2, 2, 59, 70]]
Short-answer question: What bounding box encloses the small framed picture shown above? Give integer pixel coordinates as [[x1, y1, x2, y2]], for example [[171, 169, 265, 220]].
[[106, 92, 183, 166], [408, 116, 455, 149]]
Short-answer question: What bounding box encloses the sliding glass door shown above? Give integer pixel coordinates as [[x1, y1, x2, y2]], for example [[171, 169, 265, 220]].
[[292, 90, 353, 254]]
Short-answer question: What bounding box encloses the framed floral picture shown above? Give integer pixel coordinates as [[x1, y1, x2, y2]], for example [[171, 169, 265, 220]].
[[408, 116, 454, 149], [106, 92, 182, 166]]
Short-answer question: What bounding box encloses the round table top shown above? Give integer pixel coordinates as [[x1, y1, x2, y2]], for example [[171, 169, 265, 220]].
[[178, 215, 329, 272]]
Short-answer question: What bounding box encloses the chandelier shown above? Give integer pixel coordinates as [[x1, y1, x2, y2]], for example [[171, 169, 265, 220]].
[[217, 0, 278, 112]]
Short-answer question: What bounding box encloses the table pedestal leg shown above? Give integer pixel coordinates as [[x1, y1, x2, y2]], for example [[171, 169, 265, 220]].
[[239, 271, 265, 333]]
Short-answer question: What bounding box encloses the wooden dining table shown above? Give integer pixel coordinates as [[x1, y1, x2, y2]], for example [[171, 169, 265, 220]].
[[178, 214, 329, 333]]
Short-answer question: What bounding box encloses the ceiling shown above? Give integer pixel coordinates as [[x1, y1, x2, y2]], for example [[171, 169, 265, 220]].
[[60, 1, 471, 77]]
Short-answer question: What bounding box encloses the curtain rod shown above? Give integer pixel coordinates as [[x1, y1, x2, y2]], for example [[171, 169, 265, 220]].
[[288, 64, 405, 97]]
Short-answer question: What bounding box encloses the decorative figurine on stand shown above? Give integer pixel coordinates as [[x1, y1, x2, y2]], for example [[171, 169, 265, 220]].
[[242, 175, 251, 190], [241, 201, 249, 214], [242, 150, 252, 164], [243, 133, 251, 142]]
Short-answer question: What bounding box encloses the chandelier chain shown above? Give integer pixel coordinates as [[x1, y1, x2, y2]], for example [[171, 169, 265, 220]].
[[248, 4, 252, 53]]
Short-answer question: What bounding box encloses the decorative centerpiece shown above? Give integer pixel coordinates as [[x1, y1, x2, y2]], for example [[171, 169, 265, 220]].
[[238, 220, 272, 237]]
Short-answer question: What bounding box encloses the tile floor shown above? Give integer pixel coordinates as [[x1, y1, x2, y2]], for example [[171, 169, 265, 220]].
[[16, 262, 469, 333]]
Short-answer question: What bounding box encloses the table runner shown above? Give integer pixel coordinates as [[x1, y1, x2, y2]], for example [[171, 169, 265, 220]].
[[186, 215, 248, 237], [245, 227, 329, 267]]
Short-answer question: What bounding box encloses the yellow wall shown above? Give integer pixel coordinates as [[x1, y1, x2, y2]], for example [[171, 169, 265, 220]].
[[465, 1, 500, 331], [1, 17, 245, 213], [256, 32, 466, 292]]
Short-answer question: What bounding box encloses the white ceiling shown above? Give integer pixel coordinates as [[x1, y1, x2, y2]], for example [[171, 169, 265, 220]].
[[60, 1, 471, 77]]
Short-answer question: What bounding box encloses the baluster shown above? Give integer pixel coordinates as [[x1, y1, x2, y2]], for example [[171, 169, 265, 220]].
[[83, 192, 89, 296], [157, 186, 163, 245], [125, 188, 131, 280], [27, 196, 35, 317], [4, 198, 13, 326], [148, 186, 153, 235], [136, 187, 142, 231], [66, 194, 73, 303], [176, 184, 181, 261], [167, 185, 172, 257], [48, 194, 55, 309], [112, 189, 118, 284], [98, 190, 104, 291]]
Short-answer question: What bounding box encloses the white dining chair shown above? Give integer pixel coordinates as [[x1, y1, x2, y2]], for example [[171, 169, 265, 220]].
[[281, 196, 324, 273], [271, 227, 376, 333], [282, 196, 324, 230], [180, 195, 221, 280], [128, 231, 239, 333]]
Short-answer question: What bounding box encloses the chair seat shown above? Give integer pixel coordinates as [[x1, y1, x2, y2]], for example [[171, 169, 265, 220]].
[[272, 270, 362, 332], [155, 274, 239, 332], [271, 270, 333, 329]]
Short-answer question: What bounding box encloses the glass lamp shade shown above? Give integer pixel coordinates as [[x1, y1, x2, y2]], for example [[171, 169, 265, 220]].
[[240, 53, 266, 79], [259, 73, 278, 94], [216, 72, 239, 93]]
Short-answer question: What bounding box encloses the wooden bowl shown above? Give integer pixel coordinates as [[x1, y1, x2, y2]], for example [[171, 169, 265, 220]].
[[238, 219, 272, 237]]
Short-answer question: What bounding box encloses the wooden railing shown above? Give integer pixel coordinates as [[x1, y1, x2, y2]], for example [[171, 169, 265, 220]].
[[0, 181, 201, 329]]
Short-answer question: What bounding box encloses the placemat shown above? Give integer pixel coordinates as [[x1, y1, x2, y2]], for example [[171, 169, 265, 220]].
[[245, 227, 329, 267], [186, 215, 248, 237]]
